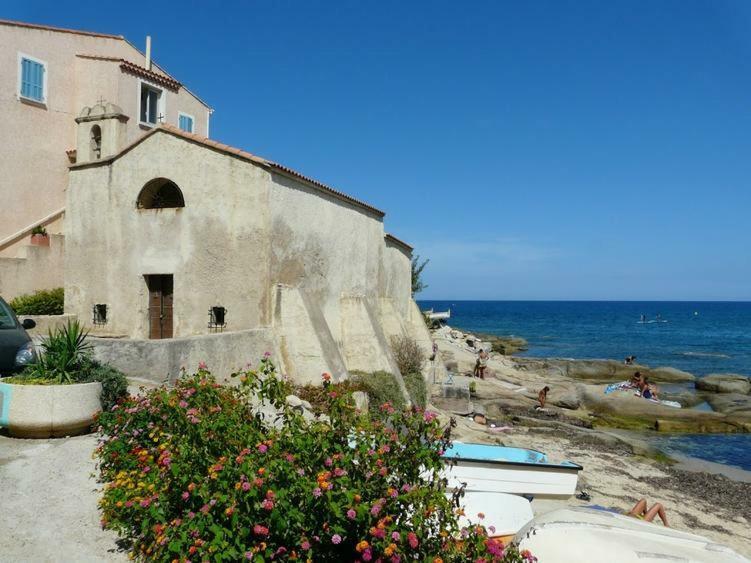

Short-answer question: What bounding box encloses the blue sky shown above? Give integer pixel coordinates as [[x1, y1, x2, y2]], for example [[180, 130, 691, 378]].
[[7, 1, 751, 300]]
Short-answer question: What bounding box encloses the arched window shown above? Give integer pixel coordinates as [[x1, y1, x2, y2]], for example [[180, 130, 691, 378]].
[[90, 125, 102, 160], [136, 178, 185, 209]]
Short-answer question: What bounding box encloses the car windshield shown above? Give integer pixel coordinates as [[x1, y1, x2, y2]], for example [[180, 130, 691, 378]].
[[0, 299, 17, 329]]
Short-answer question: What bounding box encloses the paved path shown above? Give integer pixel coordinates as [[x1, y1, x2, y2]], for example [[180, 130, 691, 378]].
[[0, 434, 125, 562]]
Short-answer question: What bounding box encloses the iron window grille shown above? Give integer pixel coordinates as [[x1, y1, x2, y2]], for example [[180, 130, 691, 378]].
[[93, 304, 108, 325], [208, 306, 227, 332]]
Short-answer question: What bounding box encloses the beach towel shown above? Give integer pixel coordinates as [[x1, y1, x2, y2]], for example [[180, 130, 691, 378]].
[[604, 381, 632, 395]]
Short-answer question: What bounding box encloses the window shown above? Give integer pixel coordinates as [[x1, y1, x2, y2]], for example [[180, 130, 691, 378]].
[[18, 54, 47, 103], [178, 112, 194, 133], [137, 178, 185, 209], [139, 82, 163, 125]]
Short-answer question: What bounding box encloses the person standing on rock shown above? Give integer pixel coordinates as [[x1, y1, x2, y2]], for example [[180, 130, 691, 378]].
[[538, 386, 550, 409], [477, 349, 489, 379]]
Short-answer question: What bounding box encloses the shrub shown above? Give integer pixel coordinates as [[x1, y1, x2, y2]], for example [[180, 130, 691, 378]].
[[390, 334, 425, 378], [403, 371, 428, 408], [17, 319, 127, 409], [95, 360, 534, 562], [350, 370, 406, 416], [292, 379, 366, 413], [31, 225, 48, 236], [9, 287, 64, 315]]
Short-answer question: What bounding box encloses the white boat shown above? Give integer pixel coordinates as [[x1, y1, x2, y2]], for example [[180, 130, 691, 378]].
[[515, 507, 750, 563], [453, 491, 534, 538], [441, 442, 582, 498]]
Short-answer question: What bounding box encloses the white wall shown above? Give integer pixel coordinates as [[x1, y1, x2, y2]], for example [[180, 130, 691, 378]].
[[65, 133, 270, 338]]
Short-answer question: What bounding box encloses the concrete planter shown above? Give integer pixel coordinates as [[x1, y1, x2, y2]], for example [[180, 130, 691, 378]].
[[0, 381, 101, 438]]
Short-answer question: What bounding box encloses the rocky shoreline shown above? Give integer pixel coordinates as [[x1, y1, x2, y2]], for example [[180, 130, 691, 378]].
[[435, 324, 751, 434], [428, 324, 751, 556]]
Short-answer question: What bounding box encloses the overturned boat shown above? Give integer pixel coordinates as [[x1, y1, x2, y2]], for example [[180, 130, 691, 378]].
[[441, 442, 582, 498], [515, 507, 750, 563]]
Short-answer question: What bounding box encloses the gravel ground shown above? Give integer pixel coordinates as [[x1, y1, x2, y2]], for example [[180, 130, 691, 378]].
[[0, 433, 126, 563]]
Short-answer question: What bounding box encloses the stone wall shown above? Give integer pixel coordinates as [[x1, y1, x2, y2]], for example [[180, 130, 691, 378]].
[[90, 328, 277, 384]]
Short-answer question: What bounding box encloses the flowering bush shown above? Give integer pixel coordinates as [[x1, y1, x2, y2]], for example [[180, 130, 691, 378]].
[[96, 359, 535, 562]]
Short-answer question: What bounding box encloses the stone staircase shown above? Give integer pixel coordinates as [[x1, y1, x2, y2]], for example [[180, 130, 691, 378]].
[[0, 233, 64, 300]]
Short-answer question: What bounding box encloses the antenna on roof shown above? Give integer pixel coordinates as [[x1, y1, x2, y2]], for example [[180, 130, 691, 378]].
[[145, 35, 152, 70]]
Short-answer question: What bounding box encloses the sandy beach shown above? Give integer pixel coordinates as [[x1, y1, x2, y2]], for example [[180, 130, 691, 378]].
[[429, 326, 751, 557]]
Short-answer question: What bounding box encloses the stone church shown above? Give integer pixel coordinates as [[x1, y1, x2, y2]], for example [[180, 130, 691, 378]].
[[0, 19, 432, 385]]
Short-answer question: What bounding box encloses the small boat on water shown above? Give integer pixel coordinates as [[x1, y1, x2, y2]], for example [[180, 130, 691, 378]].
[[441, 442, 583, 498], [515, 507, 750, 563]]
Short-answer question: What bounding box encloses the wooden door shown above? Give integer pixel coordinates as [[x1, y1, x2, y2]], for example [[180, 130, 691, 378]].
[[146, 275, 173, 339]]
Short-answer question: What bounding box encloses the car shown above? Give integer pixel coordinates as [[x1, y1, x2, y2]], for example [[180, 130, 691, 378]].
[[0, 296, 37, 375]]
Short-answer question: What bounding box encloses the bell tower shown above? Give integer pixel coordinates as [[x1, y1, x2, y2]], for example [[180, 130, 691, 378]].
[[74, 102, 129, 163]]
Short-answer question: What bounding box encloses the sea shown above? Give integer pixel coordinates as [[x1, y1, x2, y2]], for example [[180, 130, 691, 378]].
[[419, 300, 751, 472]]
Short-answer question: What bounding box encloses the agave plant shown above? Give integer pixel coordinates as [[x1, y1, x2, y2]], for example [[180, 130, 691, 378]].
[[25, 320, 92, 384]]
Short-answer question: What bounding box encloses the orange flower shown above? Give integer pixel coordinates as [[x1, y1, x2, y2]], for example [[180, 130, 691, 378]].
[[356, 540, 369, 553]]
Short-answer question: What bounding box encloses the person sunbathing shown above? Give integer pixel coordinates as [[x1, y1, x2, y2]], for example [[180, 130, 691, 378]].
[[638, 377, 659, 400], [630, 371, 643, 388], [627, 498, 669, 526]]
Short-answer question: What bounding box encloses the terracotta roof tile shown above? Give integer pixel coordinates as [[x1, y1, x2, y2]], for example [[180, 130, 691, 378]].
[[119, 60, 181, 91], [0, 18, 123, 39]]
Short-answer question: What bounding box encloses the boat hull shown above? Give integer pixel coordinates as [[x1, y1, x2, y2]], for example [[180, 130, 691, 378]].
[[441, 442, 582, 498], [516, 507, 750, 563], [443, 458, 581, 498]]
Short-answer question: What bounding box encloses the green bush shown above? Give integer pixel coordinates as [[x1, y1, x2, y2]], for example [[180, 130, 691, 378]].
[[403, 371, 428, 408], [350, 370, 406, 416], [95, 360, 535, 562], [17, 319, 128, 410], [9, 287, 64, 315]]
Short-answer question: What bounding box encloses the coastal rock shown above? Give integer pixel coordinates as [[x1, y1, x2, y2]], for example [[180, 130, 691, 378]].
[[704, 393, 751, 416], [553, 392, 581, 410], [696, 374, 751, 395], [533, 359, 696, 384], [478, 334, 529, 356], [581, 384, 747, 433]]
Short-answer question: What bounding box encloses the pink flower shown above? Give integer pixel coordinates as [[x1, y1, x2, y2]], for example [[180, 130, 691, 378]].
[[187, 511, 196, 519], [347, 508, 356, 519], [182, 491, 190, 500], [262, 499, 274, 510], [263, 351, 271, 358], [258, 443, 268, 453], [312, 487, 322, 498], [242, 481, 251, 491], [140, 499, 151, 508], [363, 548, 373, 561], [407, 532, 418, 549], [391, 532, 400, 541], [253, 524, 269, 536], [209, 499, 217, 506], [334, 467, 346, 477], [424, 410, 437, 422], [200, 504, 210, 514], [331, 534, 342, 544], [324, 457, 333, 467], [179, 400, 188, 408], [301, 540, 311, 550], [245, 552, 253, 560], [198, 361, 208, 369]]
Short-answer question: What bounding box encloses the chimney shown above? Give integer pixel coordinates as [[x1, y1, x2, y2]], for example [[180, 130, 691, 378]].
[[145, 36, 152, 70]]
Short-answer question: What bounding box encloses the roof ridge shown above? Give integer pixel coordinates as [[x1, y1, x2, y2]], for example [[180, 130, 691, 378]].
[[385, 233, 414, 252], [0, 18, 123, 40], [73, 124, 385, 219]]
